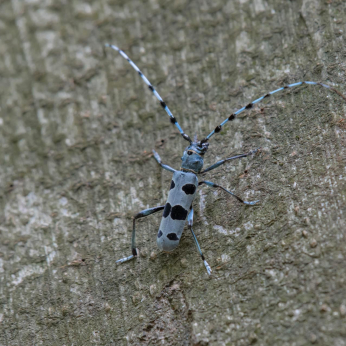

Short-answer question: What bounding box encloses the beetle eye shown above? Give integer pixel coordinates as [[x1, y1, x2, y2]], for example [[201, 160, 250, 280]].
[[187, 151, 193, 155]]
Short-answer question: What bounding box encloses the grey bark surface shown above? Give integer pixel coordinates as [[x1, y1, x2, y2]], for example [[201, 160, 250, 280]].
[[1, 0, 346, 345]]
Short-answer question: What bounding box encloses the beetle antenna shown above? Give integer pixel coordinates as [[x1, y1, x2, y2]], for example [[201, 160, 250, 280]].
[[200, 81, 346, 144], [105, 44, 192, 144]]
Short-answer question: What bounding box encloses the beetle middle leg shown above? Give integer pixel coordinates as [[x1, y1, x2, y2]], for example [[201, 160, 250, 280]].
[[116, 206, 164, 264], [188, 208, 212, 275], [199, 181, 259, 205]]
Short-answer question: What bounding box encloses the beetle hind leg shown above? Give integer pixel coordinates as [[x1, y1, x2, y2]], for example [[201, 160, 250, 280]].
[[116, 254, 136, 264]]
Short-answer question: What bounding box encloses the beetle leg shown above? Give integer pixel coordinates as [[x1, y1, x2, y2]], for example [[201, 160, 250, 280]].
[[188, 208, 212, 275], [116, 206, 165, 264], [200, 148, 259, 174], [199, 181, 259, 205], [152, 150, 176, 173]]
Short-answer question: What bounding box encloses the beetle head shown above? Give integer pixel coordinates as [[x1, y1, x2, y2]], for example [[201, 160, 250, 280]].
[[181, 139, 209, 173]]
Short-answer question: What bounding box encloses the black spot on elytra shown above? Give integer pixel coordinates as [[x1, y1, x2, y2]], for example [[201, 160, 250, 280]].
[[182, 184, 196, 195], [171, 205, 188, 220], [163, 203, 171, 218], [167, 233, 179, 241], [157, 230, 163, 238], [170, 180, 175, 190]]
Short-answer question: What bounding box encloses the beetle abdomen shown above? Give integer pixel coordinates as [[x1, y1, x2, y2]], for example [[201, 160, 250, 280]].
[[157, 171, 198, 252]]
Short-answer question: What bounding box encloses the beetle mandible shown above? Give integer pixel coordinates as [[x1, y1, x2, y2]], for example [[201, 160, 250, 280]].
[[105, 44, 346, 275]]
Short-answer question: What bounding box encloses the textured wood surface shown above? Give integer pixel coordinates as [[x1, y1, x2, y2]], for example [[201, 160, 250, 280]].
[[1, 0, 346, 345]]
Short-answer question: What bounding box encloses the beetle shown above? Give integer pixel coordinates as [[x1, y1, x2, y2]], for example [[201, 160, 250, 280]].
[[105, 44, 346, 275]]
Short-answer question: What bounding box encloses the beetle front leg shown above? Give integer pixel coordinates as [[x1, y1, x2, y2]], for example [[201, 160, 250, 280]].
[[200, 148, 259, 174], [116, 206, 164, 264], [152, 150, 176, 173]]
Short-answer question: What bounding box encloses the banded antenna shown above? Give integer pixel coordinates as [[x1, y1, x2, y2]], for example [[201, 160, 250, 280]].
[[200, 81, 346, 144], [105, 44, 192, 144]]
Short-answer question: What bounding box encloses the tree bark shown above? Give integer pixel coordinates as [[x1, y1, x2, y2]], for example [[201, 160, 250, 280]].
[[1, 0, 346, 345]]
